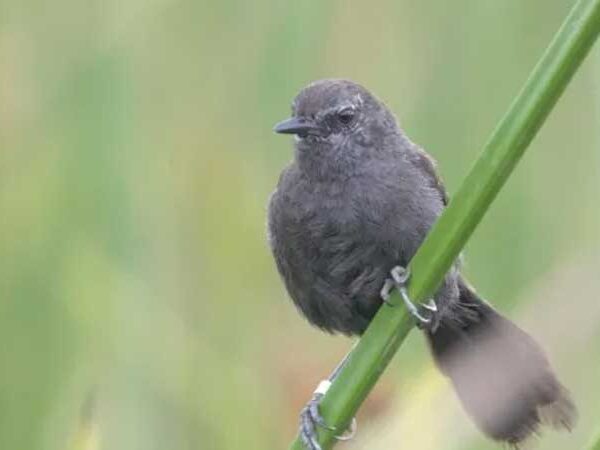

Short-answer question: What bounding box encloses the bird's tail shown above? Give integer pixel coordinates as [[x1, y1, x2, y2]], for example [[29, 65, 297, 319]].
[[426, 280, 576, 446]]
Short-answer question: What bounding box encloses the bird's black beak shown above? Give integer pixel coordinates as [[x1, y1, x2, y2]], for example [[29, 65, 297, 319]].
[[273, 117, 319, 136]]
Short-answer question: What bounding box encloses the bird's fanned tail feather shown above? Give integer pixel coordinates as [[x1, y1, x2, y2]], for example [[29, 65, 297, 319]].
[[427, 280, 577, 446]]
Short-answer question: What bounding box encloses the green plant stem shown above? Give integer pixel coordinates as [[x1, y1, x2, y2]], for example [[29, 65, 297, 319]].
[[289, 0, 600, 448]]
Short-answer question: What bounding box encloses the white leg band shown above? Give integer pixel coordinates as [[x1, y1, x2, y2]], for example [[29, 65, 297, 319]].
[[314, 380, 332, 395]]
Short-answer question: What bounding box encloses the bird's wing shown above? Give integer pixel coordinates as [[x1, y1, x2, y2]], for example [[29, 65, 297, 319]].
[[409, 147, 449, 206]]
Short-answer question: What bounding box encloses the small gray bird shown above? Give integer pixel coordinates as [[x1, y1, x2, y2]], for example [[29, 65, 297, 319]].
[[268, 79, 575, 448]]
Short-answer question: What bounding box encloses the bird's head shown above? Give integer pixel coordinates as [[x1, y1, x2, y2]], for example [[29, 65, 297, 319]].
[[274, 80, 399, 173]]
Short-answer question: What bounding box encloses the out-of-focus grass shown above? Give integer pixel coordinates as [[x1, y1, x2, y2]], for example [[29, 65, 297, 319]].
[[0, 1, 598, 450], [587, 431, 600, 450]]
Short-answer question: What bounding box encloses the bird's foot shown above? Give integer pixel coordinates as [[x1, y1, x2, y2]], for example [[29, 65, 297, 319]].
[[299, 380, 357, 450], [381, 266, 439, 331]]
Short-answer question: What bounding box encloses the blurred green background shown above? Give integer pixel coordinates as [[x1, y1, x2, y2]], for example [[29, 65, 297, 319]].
[[1, 1, 599, 449]]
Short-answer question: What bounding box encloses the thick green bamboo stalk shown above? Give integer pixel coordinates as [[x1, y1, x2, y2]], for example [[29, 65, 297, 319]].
[[289, 0, 600, 448]]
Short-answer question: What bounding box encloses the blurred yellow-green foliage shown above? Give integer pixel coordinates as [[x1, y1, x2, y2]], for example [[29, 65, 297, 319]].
[[1, 1, 599, 450]]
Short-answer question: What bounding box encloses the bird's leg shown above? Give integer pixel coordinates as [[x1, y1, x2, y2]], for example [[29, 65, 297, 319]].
[[379, 278, 396, 306], [299, 352, 358, 450], [382, 266, 439, 331]]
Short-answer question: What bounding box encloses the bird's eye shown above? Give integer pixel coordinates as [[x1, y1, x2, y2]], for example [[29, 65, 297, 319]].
[[337, 108, 356, 125]]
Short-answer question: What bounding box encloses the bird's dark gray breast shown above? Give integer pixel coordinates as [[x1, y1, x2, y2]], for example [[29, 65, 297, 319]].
[[268, 160, 440, 335]]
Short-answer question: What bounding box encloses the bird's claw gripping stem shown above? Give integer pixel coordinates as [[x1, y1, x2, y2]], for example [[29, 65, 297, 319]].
[[299, 380, 357, 450], [381, 266, 438, 330]]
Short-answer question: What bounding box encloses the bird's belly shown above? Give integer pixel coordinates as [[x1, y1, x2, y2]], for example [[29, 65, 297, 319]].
[[288, 218, 393, 334]]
